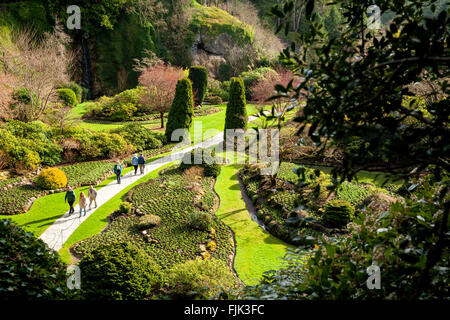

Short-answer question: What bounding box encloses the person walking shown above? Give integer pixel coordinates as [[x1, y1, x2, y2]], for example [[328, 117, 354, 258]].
[[138, 153, 145, 175], [131, 154, 139, 175], [88, 185, 97, 209], [79, 192, 87, 217], [114, 161, 123, 184], [65, 188, 76, 216]]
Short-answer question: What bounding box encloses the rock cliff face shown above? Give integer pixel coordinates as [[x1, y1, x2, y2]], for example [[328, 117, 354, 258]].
[[189, 3, 255, 79]]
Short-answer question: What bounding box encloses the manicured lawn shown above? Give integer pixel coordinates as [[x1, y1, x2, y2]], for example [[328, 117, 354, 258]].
[[214, 164, 294, 285], [58, 162, 174, 264]]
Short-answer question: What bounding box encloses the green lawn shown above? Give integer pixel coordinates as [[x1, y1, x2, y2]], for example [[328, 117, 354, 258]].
[[58, 162, 174, 264], [214, 164, 294, 285]]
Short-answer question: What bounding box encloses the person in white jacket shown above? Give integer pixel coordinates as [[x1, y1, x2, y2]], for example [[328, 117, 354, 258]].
[[88, 186, 98, 209]]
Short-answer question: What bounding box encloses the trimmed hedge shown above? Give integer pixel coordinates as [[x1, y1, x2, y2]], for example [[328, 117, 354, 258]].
[[189, 66, 208, 106], [79, 242, 163, 300], [57, 88, 77, 107], [224, 77, 247, 134], [35, 167, 68, 190], [165, 78, 194, 142]]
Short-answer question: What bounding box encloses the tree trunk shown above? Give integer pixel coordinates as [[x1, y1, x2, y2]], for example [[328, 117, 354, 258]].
[[160, 112, 165, 128]]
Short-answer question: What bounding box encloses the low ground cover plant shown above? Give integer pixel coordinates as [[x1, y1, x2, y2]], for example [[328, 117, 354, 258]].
[[73, 166, 234, 277]]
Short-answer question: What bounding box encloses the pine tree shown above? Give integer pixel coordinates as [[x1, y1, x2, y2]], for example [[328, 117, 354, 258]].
[[224, 77, 248, 132], [188, 66, 208, 106], [165, 78, 194, 142]]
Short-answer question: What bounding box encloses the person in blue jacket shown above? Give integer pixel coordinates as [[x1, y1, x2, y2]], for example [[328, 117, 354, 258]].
[[138, 153, 145, 175], [131, 154, 139, 175], [114, 161, 123, 184]]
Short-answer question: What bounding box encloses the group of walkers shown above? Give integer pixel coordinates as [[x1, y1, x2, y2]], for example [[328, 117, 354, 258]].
[[64, 154, 146, 216], [64, 185, 98, 217]]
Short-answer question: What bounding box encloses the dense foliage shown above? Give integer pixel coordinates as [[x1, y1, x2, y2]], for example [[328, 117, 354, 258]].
[[57, 88, 77, 107], [166, 259, 237, 299], [165, 78, 194, 142], [189, 66, 208, 106], [35, 167, 68, 190], [224, 77, 248, 133], [0, 219, 70, 299], [111, 123, 163, 151], [79, 242, 163, 300]]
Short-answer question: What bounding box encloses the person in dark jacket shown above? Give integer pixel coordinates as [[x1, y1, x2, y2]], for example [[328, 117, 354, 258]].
[[138, 153, 145, 175], [114, 161, 123, 184], [65, 188, 76, 215]]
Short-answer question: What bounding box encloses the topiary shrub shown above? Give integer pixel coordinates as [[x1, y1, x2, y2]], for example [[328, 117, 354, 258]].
[[187, 211, 213, 232], [137, 214, 161, 230], [35, 167, 68, 190], [79, 242, 163, 300], [166, 258, 237, 298], [119, 201, 132, 214], [57, 88, 77, 107], [189, 66, 208, 106], [61, 82, 82, 103], [0, 219, 70, 299], [224, 77, 247, 136], [323, 199, 355, 228], [165, 78, 194, 142]]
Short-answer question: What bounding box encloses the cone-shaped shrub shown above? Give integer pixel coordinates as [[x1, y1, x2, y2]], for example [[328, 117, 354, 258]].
[[189, 66, 208, 106], [224, 77, 247, 132], [165, 78, 194, 142]]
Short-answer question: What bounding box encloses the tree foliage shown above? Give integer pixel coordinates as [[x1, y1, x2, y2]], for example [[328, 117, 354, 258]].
[[272, 0, 449, 182], [165, 77, 194, 142], [189, 65, 208, 106], [224, 77, 248, 131]]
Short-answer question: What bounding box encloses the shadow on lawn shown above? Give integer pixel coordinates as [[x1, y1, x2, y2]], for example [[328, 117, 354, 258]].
[[22, 214, 63, 228]]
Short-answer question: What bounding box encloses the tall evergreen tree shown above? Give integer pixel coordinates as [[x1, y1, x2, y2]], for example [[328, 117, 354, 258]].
[[224, 77, 248, 134], [165, 78, 194, 142], [188, 66, 208, 107]]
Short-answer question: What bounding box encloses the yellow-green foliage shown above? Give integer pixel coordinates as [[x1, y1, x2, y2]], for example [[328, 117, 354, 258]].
[[191, 1, 254, 44], [36, 168, 68, 190], [166, 258, 237, 298]]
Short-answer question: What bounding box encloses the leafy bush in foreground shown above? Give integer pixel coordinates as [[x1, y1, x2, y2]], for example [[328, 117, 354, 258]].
[[79, 242, 163, 300], [166, 259, 237, 299], [0, 219, 70, 299]]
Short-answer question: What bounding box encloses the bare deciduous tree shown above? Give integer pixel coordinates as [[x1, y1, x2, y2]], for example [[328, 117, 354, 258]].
[[0, 23, 74, 122]]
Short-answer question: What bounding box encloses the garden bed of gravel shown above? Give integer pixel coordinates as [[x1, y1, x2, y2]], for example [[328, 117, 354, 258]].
[[71, 165, 235, 272], [239, 162, 402, 247]]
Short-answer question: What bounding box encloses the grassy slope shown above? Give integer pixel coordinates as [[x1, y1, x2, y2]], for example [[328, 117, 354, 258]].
[[215, 165, 294, 285], [58, 162, 174, 264]]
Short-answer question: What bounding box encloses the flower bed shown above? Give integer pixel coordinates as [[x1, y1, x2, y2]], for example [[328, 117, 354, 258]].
[[72, 165, 234, 271], [0, 185, 42, 215]]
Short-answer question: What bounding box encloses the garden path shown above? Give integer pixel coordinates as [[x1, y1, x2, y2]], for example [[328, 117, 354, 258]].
[[39, 114, 263, 251]]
